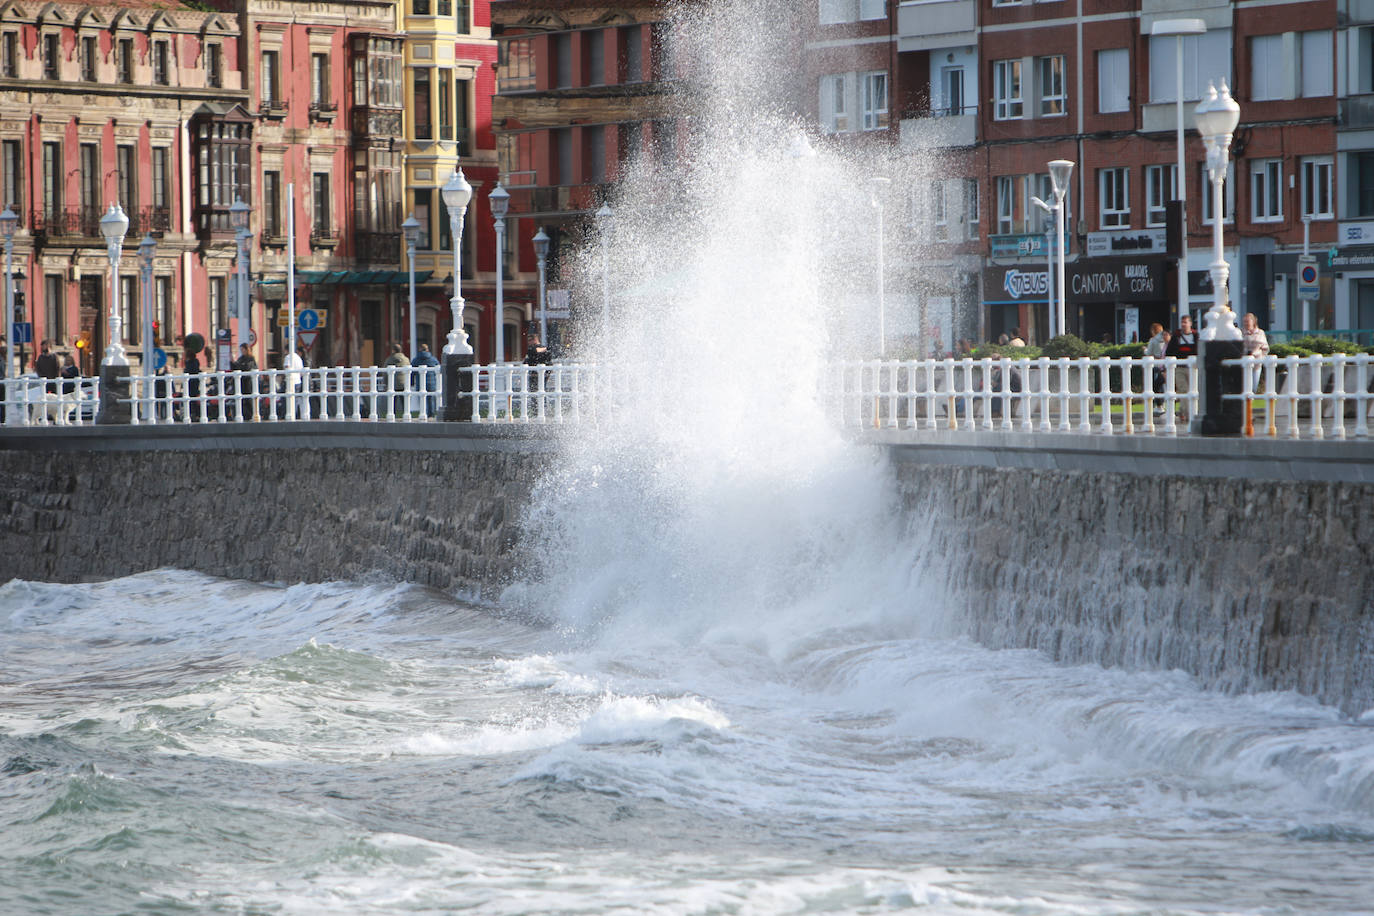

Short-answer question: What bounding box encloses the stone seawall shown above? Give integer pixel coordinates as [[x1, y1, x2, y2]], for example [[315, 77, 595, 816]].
[[2, 425, 1371, 715]]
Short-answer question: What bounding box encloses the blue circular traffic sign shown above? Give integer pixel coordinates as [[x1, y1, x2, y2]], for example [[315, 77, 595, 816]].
[[298, 309, 320, 331], [1300, 265, 1318, 284], [153, 348, 167, 371]]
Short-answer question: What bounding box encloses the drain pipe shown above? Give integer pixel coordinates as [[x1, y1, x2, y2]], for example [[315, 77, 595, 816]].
[[180, 115, 194, 340]]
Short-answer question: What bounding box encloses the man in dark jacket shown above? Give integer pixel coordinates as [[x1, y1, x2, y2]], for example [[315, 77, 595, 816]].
[[1166, 313, 1198, 358], [35, 340, 59, 392]]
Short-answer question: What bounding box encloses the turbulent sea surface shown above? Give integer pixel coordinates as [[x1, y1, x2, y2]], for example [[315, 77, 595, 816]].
[[3, 570, 1374, 915]]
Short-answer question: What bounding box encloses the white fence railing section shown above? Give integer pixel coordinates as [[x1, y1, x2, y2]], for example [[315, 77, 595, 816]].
[[1, 354, 1371, 439]]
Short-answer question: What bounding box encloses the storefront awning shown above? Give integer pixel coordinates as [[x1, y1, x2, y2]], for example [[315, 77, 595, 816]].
[[261, 270, 432, 287]]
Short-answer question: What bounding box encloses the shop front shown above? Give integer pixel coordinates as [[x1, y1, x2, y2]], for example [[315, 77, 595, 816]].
[[1067, 256, 1168, 344], [982, 265, 1050, 345]]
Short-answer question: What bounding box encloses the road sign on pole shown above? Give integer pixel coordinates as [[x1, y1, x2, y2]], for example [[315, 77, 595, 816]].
[[1297, 256, 1320, 301], [298, 329, 319, 351]]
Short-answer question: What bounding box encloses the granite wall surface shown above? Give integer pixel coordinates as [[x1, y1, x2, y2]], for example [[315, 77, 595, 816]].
[[1, 425, 1370, 715]]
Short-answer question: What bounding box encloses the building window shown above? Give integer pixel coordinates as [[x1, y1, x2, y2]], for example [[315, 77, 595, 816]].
[[413, 0, 430, 15], [263, 171, 281, 237], [996, 175, 1015, 234], [1038, 55, 1065, 116], [455, 0, 470, 34], [1145, 164, 1176, 227], [438, 69, 452, 141], [1149, 31, 1232, 102], [413, 68, 432, 140], [622, 27, 643, 83], [413, 188, 432, 250], [554, 127, 573, 185], [2, 32, 17, 78], [117, 145, 136, 212], [1250, 158, 1283, 222], [1350, 151, 1374, 218], [940, 66, 965, 116], [194, 119, 252, 232], [152, 147, 170, 222], [587, 29, 604, 86], [1097, 48, 1128, 113], [585, 125, 606, 184], [262, 50, 281, 104], [993, 59, 1023, 120], [1302, 156, 1333, 219], [1099, 168, 1129, 228], [1250, 35, 1283, 101], [964, 178, 979, 240], [1301, 31, 1333, 98], [819, 74, 848, 133], [455, 78, 470, 154], [81, 35, 97, 82], [209, 276, 226, 343], [861, 70, 887, 130], [80, 143, 100, 216], [1, 139, 21, 212], [42, 142, 61, 220], [355, 38, 402, 107], [312, 173, 330, 236], [153, 41, 169, 86], [206, 44, 222, 88], [553, 33, 572, 88], [1200, 161, 1235, 224], [43, 34, 58, 80], [155, 276, 173, 342], [122, 275, 138, 347], [311, 53, 329, 105], [437, 0, 451, 14], [45, 274, 64, 344], [931, 181, 948, 240], [118, 38, 134, 83]]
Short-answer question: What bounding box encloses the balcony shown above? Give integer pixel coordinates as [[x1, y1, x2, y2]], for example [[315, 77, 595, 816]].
[[30, 207, 102, 239], [897, 0, 975, 51], [259, 99, 289, 120], [351, 105, 404, 141], [899, 109, 977, 149], [309, 101, 338, 122], [130, 207, 172, 236], [311, 228, 339, 249], [506, 183, 611, 219], [356, 231, 401, 264], [1341, 94, 1374, 130]]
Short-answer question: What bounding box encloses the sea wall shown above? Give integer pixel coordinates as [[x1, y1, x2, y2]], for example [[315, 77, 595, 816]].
[[1, 424, 1371, 715]]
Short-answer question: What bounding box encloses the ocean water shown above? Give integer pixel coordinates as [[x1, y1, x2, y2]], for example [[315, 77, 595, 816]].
[[3, 569, 1374, 915]]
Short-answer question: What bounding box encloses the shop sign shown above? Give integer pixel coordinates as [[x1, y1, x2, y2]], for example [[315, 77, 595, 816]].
[[1085, 229, 1167, 258], [1339, 221, 1374, 247], [989, 232, 1064, 259], [1327, 247, 1374, 268], [1067, 258, 1164, 303], [983, 266, 1050, 303]]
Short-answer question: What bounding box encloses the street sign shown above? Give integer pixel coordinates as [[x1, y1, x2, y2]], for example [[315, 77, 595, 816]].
[[298, 329, 320, 351], [1297, 256, 1320, 300], [298, 308, 326, 330], [153, 347, 168, 371], [276, 311, 291, 326], [249, 328, 258, 347], [12, 322, 32, 344]]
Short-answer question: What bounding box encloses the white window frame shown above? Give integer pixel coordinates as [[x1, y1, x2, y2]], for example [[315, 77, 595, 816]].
[[932, 180, 948, 240], [1097, 48, 1129, 113], [1149, 31, 1232, 103], [859, 0, 886, 20], [1250, 158, 1283, 223], [1038, 55, 1065, 116], [965, 178, 980, 240], [996, 175, 1015, 234], [1099, 167, 1130, 228], [819, 0, 858, 25], [861, 70, 888, 131], [820, 73, 849, 134], [1300, 30, 1333, 98], [1250, 34, 1284, 102], [993, 59, 1023, 120], [1302, 156, 1333, 219], [1144, 164, 1176, 227], [1200, 161, 1236, 225]]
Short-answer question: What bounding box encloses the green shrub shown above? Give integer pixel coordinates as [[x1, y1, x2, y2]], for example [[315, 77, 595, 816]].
[[1102, 343, 1146, 359], [1289, 335, 1363, 355], [1041, 334, 1096, 359], [973, 343, 1043, 360], [1270, 344, 1313, 358]]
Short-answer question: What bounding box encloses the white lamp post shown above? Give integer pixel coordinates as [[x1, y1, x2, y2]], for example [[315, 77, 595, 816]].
[[0, 207, 15, 382], [229, 196, 252, 355], [533, 228, 550, 345], [871, 177, 890, 357], [595, 203, 613, 332], [1031, 196, 1055, 338], [100, 203, 129, 367], [1195, 81, 1243, 435], [490, 183, 510, 363], [441, 168, 473, 356], [402, 213, 420, 358], [1048, 159, 1074, 338], [138, 233, 156, 376], [1152, 19, 1206, 328]]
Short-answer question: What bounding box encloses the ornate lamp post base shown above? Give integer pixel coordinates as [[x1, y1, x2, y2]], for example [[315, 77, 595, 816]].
[[1200, 336, 1245, 436], [97, 364, 131, 425], [439, 349, 474, 422]]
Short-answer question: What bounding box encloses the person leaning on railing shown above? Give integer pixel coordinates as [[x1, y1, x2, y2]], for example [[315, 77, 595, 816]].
[[1145, 323, 1169, 416], [1241, 312, 1269, 393]]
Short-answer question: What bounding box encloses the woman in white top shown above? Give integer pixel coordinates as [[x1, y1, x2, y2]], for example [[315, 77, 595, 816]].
[[1145, 322, 1169, 414], [1242, 312, 1269, 393]]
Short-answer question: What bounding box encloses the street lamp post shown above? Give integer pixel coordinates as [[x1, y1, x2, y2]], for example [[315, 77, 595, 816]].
[[402, 213, 420, 359], [1152, 19, 1206, 330], [0, 207, 15, 389], [533, 228, 550, 346], [439, 168, 473, 421], [97, 202, 130, 424], [1048, 159, 1074, 339], [871, 177, 890, 357], [490, 183, 510, 364], [595, 204, 613, 333], [1031, 196, 1055, 338], [230, 197, 252, 356], [138, 233, 156, 379], [1195, 81, 1244, 435]]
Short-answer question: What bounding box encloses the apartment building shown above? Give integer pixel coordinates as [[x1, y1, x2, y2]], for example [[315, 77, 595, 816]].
[[806, 0, 1343, 347]]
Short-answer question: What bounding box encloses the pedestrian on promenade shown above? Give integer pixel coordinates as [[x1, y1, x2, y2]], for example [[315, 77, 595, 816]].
[[285, 345, 307, 420], [35, 340, 58, 392], [384, 343, 410, 416], [1009, 327, 1026, 347], [59, 352, 79, 395], [232, 343, 259, 421], [412, 343, 439, 418], [1242, 312, 1269, 393], [1166, 314, 1197, 421]]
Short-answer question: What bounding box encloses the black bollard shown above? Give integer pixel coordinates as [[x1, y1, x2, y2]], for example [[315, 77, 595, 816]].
[[97, 364, 132, 425], [439, 350, 474, 422], [1200, 338, 1244, 436]]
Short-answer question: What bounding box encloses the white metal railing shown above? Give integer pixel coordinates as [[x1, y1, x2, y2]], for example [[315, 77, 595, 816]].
[[829, 356, 1200, 435], [468, 363, 600, 425], [1, 375, 100, 427], [1227, 353, 1374, 439]]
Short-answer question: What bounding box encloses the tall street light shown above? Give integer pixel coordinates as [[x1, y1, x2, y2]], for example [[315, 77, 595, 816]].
[[490, 183, 511, 363], [595, 203, 613, 333], [1195, 81, 1243, 435], [533, 228, 550, 345], [871, 177, 890, 357], [1152, 19, 1206, 329], [1031, 196, 1055, 338], [98, 202, 130, 424], [402, 213, 420, 358], [0, 207, 15, 384], [230, 196, 252, 355], [138, 233, 156, 378], [1048, 159, 1074, 338], [439, 168, 473, 421]]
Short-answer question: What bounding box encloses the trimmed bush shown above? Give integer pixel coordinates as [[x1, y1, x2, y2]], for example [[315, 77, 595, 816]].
[[1041, 334, 1096, 359]]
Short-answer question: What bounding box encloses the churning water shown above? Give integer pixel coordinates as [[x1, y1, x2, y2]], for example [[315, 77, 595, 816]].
[[5, 1, 1374, 912]]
